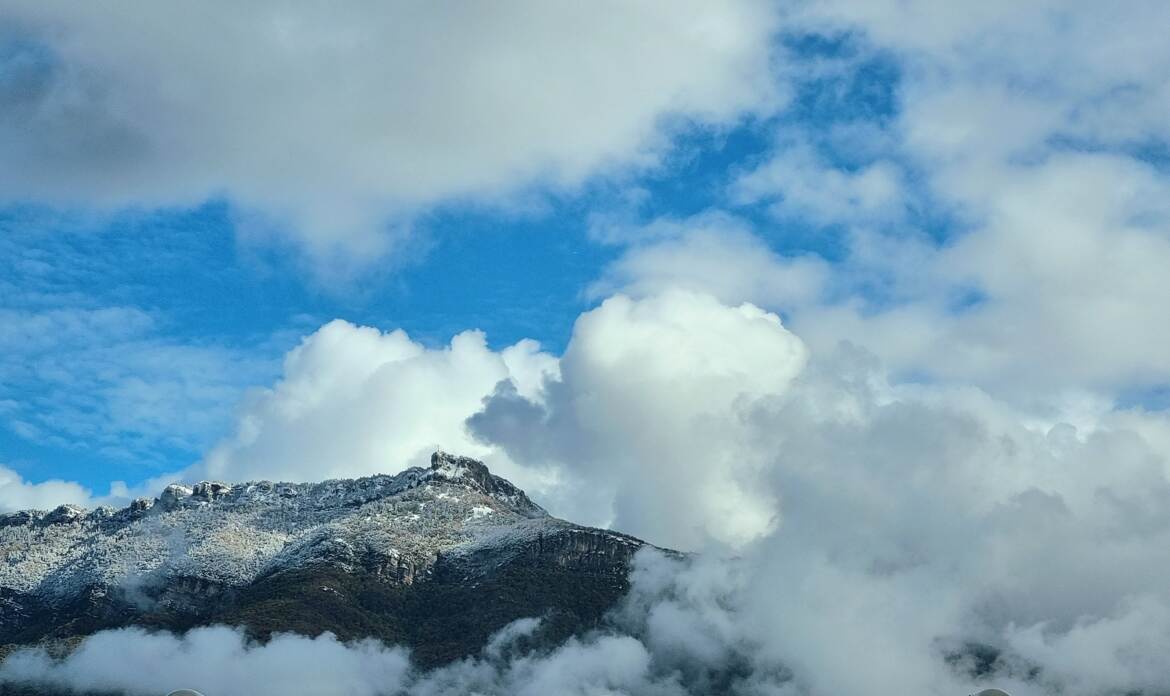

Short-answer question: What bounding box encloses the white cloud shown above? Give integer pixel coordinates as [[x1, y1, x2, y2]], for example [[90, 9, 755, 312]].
[[732, 143, 905, 227], [473, 289, 808, 549], [887, 164, 1170, 400], [1005, 597, 1170, 695], [198, 319, 557, 485], [0, 464, 96, 513], [606, 343, 1170, 696], [1, 622, 667, 696], [588, 212, 829, 309], [639, 1, 1170, 400], [726, 353, 1170, 695], [800, 0, 1170, 144], [0, 626, 412, 696], [826, 2, 1170, 397], [0, 462, 185, 514], [0, 0, 784, 267]]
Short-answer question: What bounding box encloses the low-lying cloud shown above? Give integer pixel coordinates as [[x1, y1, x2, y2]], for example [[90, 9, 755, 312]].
[[10, 547, 1168, 695], [1, 626, 412, 696]]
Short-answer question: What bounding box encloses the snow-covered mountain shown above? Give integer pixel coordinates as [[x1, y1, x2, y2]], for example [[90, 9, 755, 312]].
[[0, 452, 650, 667]]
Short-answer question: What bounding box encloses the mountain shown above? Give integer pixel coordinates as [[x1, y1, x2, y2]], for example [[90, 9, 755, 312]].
[[0, 452, 653, 671]]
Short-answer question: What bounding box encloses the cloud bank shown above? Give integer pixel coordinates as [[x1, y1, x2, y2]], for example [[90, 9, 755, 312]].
[[1, 626, 412, 696], [0, 0, 782, 265]]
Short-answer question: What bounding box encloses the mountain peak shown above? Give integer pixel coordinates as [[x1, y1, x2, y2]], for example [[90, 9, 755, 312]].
[[430, 449, 487, 481], [429, 450, 545, 518], [0, 452, 650, 668], [0, 452, 557, 598]]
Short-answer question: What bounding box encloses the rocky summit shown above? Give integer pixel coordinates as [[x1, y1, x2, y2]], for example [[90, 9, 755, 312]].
[[0, 452, 650, 668]]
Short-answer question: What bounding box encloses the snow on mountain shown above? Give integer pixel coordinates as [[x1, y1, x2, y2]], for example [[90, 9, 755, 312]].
[[0, 451, 625, 601]]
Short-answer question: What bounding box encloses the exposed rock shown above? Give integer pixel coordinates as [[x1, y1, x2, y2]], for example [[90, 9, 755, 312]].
[[190, 481, 232, 500], [158, 484, 193, 510], [128, 497, 153, 514], [41, 506, 85, 526], [428, 450, 545, 518]]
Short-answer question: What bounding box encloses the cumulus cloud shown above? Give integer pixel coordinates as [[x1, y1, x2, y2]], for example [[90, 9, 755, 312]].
[[196, 290, 805, 551], [496, 342, 1170, 696], [0, 0, 783, 266], [198, 319, 558, 485], [0, 463, 182, 514], [0, 464, 96, 513], [472, 289, 807, 549]]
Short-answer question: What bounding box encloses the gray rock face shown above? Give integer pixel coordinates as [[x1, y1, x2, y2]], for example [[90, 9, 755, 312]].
[[0, 452, 652, 665]]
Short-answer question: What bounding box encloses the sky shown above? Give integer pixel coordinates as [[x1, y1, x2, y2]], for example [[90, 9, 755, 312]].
[[5, 1, 1170, 695]]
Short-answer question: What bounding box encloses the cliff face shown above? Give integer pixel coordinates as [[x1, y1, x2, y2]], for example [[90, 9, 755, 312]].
[[0, 452, 652, 667]]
